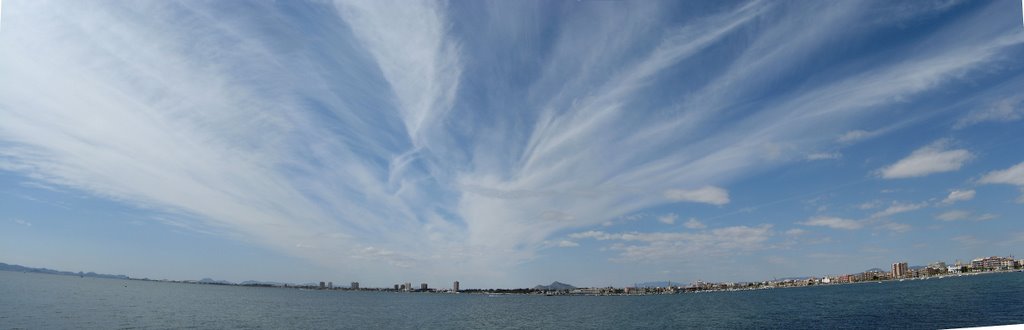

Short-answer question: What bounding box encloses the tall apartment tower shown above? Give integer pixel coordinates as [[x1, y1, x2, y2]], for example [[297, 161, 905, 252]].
[[453, 281, 460, 292], [351, 282, 359, 290], [891, 262, 909, 278]]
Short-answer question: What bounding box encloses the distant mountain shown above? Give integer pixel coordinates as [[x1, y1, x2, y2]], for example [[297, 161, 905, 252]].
[[239, 280, 288, 286], [0, 262, 129, 280], [864, 268, 886, 273], [534, 281, 576, 290], [197, 278, 234, 285]]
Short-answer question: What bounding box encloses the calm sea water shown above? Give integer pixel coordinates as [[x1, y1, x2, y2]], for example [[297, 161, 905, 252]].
[[2, 271, 1023, 329]]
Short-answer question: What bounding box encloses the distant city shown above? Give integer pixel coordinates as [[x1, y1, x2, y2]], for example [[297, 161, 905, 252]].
[[2, 255, 1021, 296]]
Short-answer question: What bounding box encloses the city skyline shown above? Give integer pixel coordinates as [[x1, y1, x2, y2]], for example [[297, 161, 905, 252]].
[[3, 252, 1019, 291], [2, 1, 1024, 288]]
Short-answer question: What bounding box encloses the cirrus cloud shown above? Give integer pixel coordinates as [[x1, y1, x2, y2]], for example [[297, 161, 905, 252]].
[[941, 189, 976, 204], [979, 161, 1024, 203], [799, 216, 863, 230], [878, 140, 972, 179], [936, 210, 997, 222], [664, 186, 730, 206]]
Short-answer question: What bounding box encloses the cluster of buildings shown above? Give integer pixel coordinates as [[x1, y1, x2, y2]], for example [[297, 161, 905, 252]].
[[888, 256, 1023, 279], [294, 256, 1022, 296], [308, 280, 461, 293], [676, 255, 1023, 293], [532, 255, 1024, 295]]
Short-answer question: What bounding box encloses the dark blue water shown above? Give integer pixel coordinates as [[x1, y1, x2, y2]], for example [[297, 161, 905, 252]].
[[2, 271, 1023, 329]]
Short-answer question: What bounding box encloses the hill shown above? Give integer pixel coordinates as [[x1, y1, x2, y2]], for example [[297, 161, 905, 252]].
[[533, 281, 576, 290], [0, 262, 129, 280]]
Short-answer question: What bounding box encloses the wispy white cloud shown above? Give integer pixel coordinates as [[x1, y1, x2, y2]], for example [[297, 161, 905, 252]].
[[683, 218, 707, 229], [879, 222, 911, 233], [937, 210, 998, 222], [657, 213, 678, 225], [333, 0, 461, 148], [954, 97, 1024, 129], [554, 240, 579, 248], [13, 219, 32, 227], [784, 228, 807, 237], [937, 210, 970, 221], [838, 130, 880, 143], [799, 216, 863, 230], [878, 140, 972, 179], [952, 235, 982, 246], [870, 202, 928, 219], [569, 225, 774, 261], [0, 0, 464, 283], [979, 161, 1024, 203], [806, 152, 842, 161], [664, 186, 730, 206], [858, 200, 882, 210], [941, 189, 975, 204], [979, 161, 1024, 186]]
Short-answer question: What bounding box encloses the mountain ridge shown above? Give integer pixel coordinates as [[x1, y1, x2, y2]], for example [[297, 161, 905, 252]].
[[533, 281, 576, 290]]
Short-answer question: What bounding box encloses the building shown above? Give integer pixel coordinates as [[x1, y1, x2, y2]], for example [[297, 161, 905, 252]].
[[453, 281, 460, 292], [394, 284, 400, 290], [319, 281, 326, 289], [351, 282, 360, 290], [891, 262, 909, 278], [420, 283, 428, 291], [328, 282, 333, 289], [971, 256, 1014, 270]]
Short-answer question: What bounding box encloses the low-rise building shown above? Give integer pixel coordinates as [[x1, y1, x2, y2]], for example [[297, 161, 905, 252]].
[[972, 256, 1014, 270]]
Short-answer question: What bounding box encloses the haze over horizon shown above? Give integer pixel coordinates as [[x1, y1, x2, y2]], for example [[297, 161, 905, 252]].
[[2, 0, 1024, 288]]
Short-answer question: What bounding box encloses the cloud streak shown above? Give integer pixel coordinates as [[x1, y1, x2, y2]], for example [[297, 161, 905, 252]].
[[941, 190, 976, 204], [878, 141, 972, 179], [799, 216, 863, 230], [979, 161, 1024, 203], [664, 186, 731, 206], [569, 225, 775, 261]]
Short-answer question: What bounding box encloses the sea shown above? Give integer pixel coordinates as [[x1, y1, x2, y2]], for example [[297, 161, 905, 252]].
[[2, 270, 1023, 329]]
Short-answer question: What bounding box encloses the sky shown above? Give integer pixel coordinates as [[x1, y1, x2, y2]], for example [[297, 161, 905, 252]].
[[1, 0, 1024, 289]]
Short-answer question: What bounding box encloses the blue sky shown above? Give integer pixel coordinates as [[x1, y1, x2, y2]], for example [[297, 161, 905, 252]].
[[1, 0, 1024, 288]]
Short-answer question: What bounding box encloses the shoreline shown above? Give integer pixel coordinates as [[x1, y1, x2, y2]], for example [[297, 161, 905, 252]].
[[4, 268, 1021, 297]]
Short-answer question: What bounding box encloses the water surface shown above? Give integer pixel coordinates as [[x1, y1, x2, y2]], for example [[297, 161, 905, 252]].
[[2, 271, 1023, 329]]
